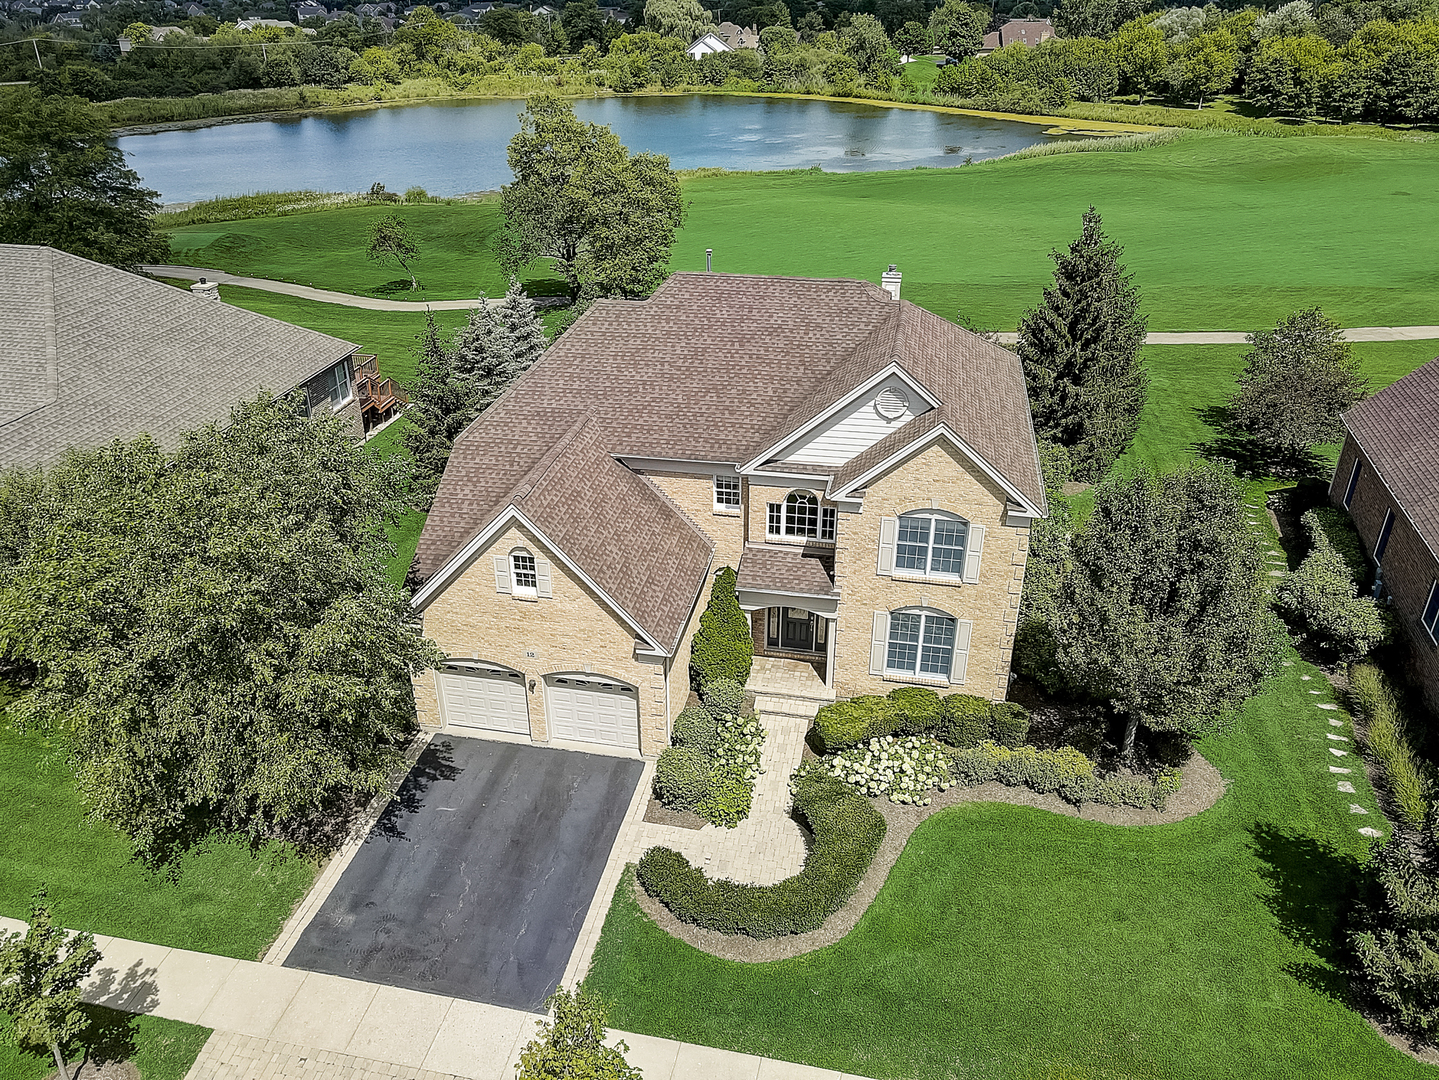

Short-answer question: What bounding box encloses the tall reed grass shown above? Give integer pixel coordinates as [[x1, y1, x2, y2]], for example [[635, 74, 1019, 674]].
[[1350, 661, 1430, 829]]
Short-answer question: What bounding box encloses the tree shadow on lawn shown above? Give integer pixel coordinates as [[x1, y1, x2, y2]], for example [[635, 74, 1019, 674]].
[[369, 737, 462, 844], [371, 279, 421, 297], [1250, 822, 1366, 1004], [1192, 405, 1327, 481]]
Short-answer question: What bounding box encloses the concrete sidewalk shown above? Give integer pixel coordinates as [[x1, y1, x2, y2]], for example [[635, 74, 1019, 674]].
[[0, 916, 868, 1080]]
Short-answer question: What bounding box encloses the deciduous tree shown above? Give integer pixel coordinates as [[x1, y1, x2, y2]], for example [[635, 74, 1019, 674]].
[[0, 396, 441, 861], [366, 213, 420, 288], [1017, 206, 1148, 481], [1051, 462, 1278, 762], [0, 889, 101, 1080], [928, 0, 988, 58], [1228, 307, 1368, 468], [842, 12, 900, 82], [498, 95, 685, 300], [1053, 0, 1147, 39], [643, 0, 715, 41], [0, 90, 170, 272], [561, 0, 608, 49]]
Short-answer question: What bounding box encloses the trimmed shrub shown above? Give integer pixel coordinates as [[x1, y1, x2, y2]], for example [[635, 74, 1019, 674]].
[[1350, 662, 1429, 829], [949, 741, 1096, 800], [1302, 506, 1368, 584], [701, 677, 745, 721], [938, 693, 992, 748], [1275, 545, 1392, 657], [811, 695, 898, 752], [990, 701, 1031, 748], [653, 746, 710, 811], [636, 771, 886, 938], [690, 567, 753, 688], [695, 770, 752, 828], [824, 735, 952, 804], [887, 686, 943, 734], [672, 706, 718, 755]]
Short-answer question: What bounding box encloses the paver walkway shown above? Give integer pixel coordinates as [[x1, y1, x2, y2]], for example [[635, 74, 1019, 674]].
[[0, 916, 869, 1080], [144, 265, 1439, 344]]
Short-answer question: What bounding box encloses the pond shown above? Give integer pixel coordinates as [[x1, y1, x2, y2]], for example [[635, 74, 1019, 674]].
[[117, 94, 1069, 203]]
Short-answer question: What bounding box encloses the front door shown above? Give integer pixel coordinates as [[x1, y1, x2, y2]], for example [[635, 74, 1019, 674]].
[[782, 607, 816, 652]]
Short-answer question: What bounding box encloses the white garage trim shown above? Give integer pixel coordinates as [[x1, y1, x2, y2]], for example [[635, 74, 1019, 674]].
[[544, 672, 641, 752], [436, 661, 531, 737]]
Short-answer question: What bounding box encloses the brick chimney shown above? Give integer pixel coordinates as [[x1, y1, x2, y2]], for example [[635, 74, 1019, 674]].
[[190, 277, 220, 301], [881, 264, 902, 301]]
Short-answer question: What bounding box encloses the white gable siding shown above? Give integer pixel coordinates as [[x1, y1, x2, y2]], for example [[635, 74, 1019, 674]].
[[780, 375, 929, 467]]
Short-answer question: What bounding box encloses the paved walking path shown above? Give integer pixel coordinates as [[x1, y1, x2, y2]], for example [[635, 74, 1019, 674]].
[[0, 915, 867, 1080], [145, 265, 1439, 344]]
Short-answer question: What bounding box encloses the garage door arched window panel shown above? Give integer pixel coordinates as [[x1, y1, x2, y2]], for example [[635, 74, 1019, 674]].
[[869, 608, 972, 684], [878, 511, 985, 584], [492, 547, 552, 598]]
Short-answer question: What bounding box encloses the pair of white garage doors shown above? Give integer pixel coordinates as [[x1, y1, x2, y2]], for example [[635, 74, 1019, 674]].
[[434, 663, 641, 751]]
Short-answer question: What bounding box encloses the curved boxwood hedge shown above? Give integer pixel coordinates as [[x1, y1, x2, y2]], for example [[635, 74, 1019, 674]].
[[636, 772, 885, 938]]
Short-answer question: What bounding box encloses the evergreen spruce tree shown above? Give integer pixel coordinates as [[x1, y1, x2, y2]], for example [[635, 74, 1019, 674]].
[[497, 277, 549, 374], [1017, 207, 1149, 481], [451, 296, 504, 388], [402, 313, 481, 507], [451, 279, 546, 413]]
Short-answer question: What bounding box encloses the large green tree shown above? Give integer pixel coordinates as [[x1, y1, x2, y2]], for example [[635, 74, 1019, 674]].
[[0, 90, 170, 271], [0, 395, 442, 861], [1050, 461, 1278, 761], [928, 0, 988, 58], [1228, 307, 1368, 470], [0, 890, 101, 1080], [403, 312, 483, 506], [1017, 206, 1148, 482], [498, 95, 685, 300], [561, 0, 609, 49], [643, 0, 715, 40], [1053, 0, 1147, 39], [842, 13, 900, 82]]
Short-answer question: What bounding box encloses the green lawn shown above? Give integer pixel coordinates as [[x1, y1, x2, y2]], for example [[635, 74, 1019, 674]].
[[170, 132, 1439, 333], [0, 725, 316, 959], [585, 645, 1418, 1078], [0, 1010, 209, 1080], [900, 56, 941, 91]]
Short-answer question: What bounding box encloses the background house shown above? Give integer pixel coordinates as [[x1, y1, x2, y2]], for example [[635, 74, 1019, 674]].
[[1331, 355, 1439, 712], [977, 18, 1056, 55], [0, 245, 368, 468]]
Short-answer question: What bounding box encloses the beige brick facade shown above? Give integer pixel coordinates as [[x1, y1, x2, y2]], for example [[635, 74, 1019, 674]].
[[415, 524, 673, 756], [831, 440, 1028, 702]]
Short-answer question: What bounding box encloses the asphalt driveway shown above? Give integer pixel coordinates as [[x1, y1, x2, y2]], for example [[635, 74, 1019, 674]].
[[283, 737, 643, 1011]]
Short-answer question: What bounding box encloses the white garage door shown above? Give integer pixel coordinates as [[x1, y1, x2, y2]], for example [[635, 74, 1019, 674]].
[[545, 674, 640, 750], [436, 663, 530, 735]]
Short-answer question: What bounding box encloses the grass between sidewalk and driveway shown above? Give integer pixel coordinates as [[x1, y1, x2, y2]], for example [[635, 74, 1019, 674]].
[[0, 722, 317, 960], [165, 132, 1439, 333], [0, 1010, 210, 1080], [584, 650, 1415, 1078]]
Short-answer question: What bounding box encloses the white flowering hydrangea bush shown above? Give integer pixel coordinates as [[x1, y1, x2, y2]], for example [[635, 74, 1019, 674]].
[[823, 736, 953, 805], [695, 713, 767, 828]]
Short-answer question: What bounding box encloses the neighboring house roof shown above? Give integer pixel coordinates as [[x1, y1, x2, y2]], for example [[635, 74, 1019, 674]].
[[715, 20, 758, 48], [980, 18, 1055, 51], [687, 32, 730, 55], [0, 245, 357, 468], [415, 272, 1045, 647], [1343, 355, 1439, 556]]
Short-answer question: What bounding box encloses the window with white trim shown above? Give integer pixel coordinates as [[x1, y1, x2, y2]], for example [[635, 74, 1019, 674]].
[[1423, 581, 1439, 645], [887, 610, 957, 679], [713, 474, 741, 512], [1343, 459, 1363, 509], [510, 550, 538, 597], [310, 358, 353, 413], [895, 512, 968, 577], [1374, 508, 1395, 562], [767, 490, 834, 541]]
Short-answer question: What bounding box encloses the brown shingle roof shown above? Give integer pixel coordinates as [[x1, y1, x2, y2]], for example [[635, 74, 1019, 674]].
[[416, 273, 1045, 645], [1343, 355, 1439, 555], [736, 544, 838, 599], [0, 245, 356, 467]]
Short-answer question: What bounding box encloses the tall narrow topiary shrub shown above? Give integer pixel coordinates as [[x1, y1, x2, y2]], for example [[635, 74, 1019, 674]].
[[690, 566, 753, 689]]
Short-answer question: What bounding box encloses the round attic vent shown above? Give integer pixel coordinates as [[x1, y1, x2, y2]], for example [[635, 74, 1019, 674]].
[[874, 386, 909, 420]]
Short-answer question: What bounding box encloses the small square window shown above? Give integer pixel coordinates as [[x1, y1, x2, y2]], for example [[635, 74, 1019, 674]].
[[714, 475, 741, 512], [511, 552, 537, 594], [767, 502, 782, 537]]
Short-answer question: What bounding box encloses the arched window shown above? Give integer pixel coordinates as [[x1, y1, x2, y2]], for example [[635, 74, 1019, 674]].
[[896, 511, 968, 578], [886, 608, 960, 679], [510, 548, 538, 597], [766, 490, 837, 541]]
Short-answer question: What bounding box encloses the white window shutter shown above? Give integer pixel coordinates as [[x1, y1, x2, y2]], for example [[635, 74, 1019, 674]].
[[493, 555, 511, 594], [950, 619, 973, 684], [877, 516, 897, 575], [535, 558, 552, 598], [963, 523, 986, 584], [869, 611, 889, 674]]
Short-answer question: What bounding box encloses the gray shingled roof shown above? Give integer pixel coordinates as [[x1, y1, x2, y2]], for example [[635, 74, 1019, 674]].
[[0, 245, 357, 468], [736, 544, 838, 599], [1343, 355, 1439, 556], [416, 273, 1047, 645]]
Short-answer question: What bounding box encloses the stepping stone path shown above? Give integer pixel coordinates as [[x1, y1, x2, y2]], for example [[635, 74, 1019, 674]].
[[1331, 765, 1352, 774], [1316, 703, 1340, 710], [1267, 570, 1285, 577], [1301, 675, 1312, 681], [1360, 827, 1384, 838], [1351, 804, 1370, 815], [1330, 748, 1348, 757], [1326, 734, 1349, 742], [1338, 782, 1356, 793], [1329, 719, 1344, 727]]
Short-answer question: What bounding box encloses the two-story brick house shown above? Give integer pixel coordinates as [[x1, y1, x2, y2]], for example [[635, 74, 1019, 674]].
[[1331, 354, 1439, 712], [409, 270, 1048, 757]]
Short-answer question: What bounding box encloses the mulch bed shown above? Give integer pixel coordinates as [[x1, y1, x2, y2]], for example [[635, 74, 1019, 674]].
[[633, 750, 1228, 963], [44, 1061, 140, 1080], [642, 797, 705, 830]]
